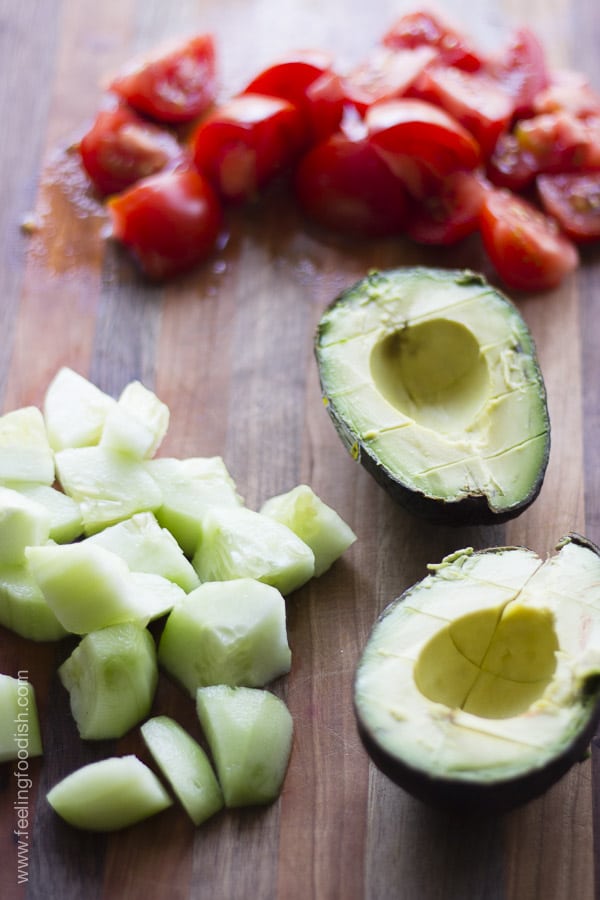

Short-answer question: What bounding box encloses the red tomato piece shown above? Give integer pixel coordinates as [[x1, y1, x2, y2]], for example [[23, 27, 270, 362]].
[[533, 69, 600, 117], [108, 169, 222, 279], [479, 188, 579, 291], [382, 10, 482, 71], [405, 170, 488, 245], [485, 27, 548, 119], [486, 133, 540, 191], [293, 132, 409, 237], [110, 34, 216, 124], [191, 93, 304, 203], [412, 64, 513, 158], [79, 105, 186, 196], [341, 46, 436, 115], [515, 110, 600, 173], [537, 172, 600, 243], [366, 99, 481, 189], [303, 71, 346, 142]]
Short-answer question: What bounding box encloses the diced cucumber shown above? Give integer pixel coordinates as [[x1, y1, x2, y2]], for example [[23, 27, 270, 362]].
[[0, 486, 50, 564], [127, 572, 185, 621], [158, 579, 291, 697], [145, 456, 243, 556], [260, 484, 357, 577], [55, 446, 162, 534], [100, 381, 169, 459], [43, 367, 117, 451], [59, 622, 158, 740], [141, 715, 223, 826], [5, 482, 83, 543], [192, 506, 315, 595], [46, 755, 172, 831], [85, 512, 199, 592], [0, 407, 55, 485], [0, 564, 69, 641], [196, 686, 293, 807], [0, 673, 43, 762]]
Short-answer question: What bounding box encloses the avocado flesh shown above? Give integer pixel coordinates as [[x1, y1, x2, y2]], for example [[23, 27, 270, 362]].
[[316, 268, 550, 522], [354, 536, 600, 809]]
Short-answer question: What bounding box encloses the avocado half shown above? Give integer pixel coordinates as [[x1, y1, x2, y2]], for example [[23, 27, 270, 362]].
[[315, 267, 550, 524], [354, 535, 600, 813]]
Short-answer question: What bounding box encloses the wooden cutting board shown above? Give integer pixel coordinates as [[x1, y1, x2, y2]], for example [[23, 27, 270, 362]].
[[1, 1, 599, 897]]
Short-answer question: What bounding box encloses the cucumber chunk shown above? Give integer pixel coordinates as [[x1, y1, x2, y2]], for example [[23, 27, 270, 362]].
[[0, 564, 68, 641], [192, 506, 315, 595], [43, 367, 116, 451], [196, 685, 293, 807], [141, 715, 223, 826], [85, 512, 199, 592], [100, 381, 169, 459], [260, 484, 357, 577], [0, 673, 43, 762], [0, 407, 55, 485], [0, 486, 50, 564], [5, 483, 83, 543], [158, 579, 291, 697], [46, 755, 172, 831], [59, 622, 158, 740]]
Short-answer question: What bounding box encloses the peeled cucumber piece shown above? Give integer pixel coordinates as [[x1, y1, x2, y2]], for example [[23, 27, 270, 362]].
[[0, 564, 68, 641], [196, 685, 293, 807], [100, 381, 169, 459], [158, 579, 291, 697], [141, 716, 223, 825], [0, 486, 50, 564], [85, 512, 199, 592], [260, 484, 357, 577], [55, 446, 162, 534], [127, 572, 185, 621], [59, 622, 158, 740], [0, 673, 43, 762], [5, 482, 83, 543], [0, 407, 55, 485], [46, 755, 172, 831], [145, 456, 244, 557], [43, 367, 117, 451], [192, 507, 315, 595]]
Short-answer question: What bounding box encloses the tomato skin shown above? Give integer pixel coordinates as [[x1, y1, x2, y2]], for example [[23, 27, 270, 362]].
[[479, 188, 579, 291], [110, 34, 216, 124], [382, 10, 482, 71], [293, 132, 409, 237], [79, 105, 186, 196], [108, 169, 222, 280], [341, 45, 436, 115], [191, 93, 304, 203], [405, 170, 488, 245], [537, 172, 600, 243], [486, 27, 549, 119]]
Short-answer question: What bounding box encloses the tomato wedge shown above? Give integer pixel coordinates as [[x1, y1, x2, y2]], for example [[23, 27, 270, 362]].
[[479, 188, 579, 291], [110, 34, 216, 124], [79, 105, 186, 196], [382, 10, 482, 71], [537, 172, 600, 242], [486, 27, 549, 119], [191, 93, 304, 203], [108, 169, 222, 280], [341, 45, 436, 115], [533, 69, 600, 117], [294, 132, 409, 236], [405, 170, 487, 245]]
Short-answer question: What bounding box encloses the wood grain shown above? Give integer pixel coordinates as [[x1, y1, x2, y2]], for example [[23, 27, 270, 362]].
[[1, 1, 600, 898]]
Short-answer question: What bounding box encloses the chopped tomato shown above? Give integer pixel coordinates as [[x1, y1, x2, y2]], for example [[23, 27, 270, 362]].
[[515, 110, 600, 173], [479, 188, 579, 291], [533, 69, 600, 117], [303, 71, 346, 142], [537, 172, 600, 242], [485, 27, 548, 119], [109, 34, 216, 124], [382, 9, 482, 71], [411, 64, 513, 158], [191, 93, 304, 203], [293, 132, 409, 236], [108, 169, 222, 279], [79, 105, 186, 196], [486, 133, 540, 191], [366, 99, 481, 190], [341, 45, 436, 115], [405, 170, 488, 245]]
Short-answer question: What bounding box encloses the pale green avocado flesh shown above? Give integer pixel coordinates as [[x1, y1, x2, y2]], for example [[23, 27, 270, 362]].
[[316, 268, 550, 523], [354, 535, 600, 811]]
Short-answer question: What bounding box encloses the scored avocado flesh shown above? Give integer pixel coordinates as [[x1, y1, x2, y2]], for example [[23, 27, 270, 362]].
[[354, 538, 600, 782], [316, 268, 549, 514]]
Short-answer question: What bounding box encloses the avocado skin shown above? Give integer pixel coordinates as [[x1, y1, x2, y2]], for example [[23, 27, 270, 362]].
[[316, 267, 550, 526], [353, 535, 600, 814]]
